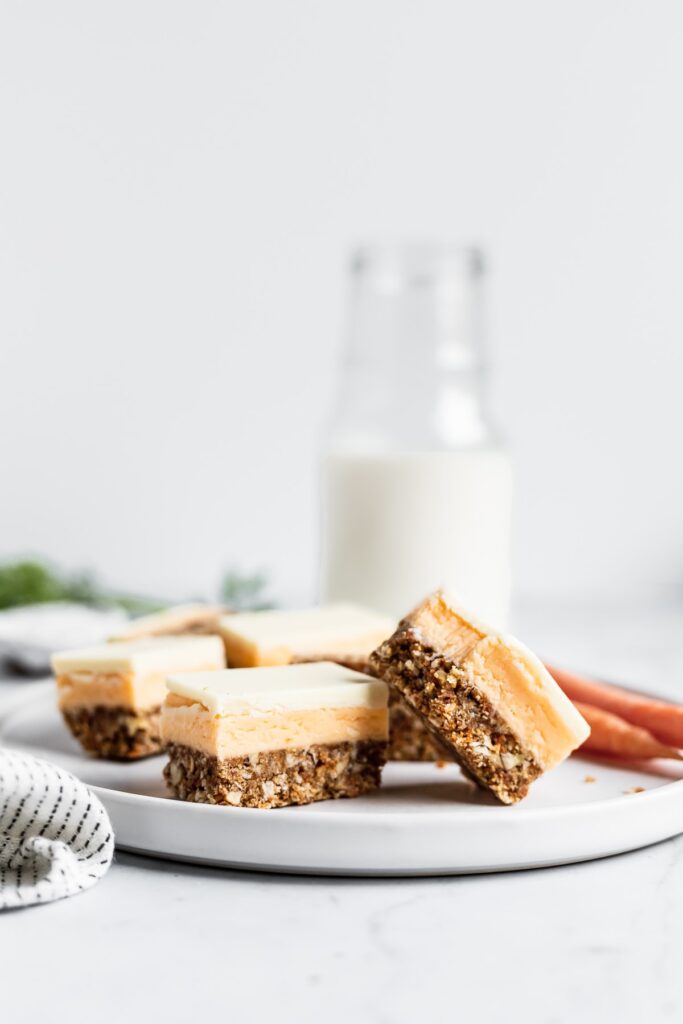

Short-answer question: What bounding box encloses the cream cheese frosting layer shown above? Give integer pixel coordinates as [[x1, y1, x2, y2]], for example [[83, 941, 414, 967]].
[[162, 699, 388, 758], [52, 635, 226, 675], [56, 671, 161, 711], [410, 592, 589, 769], [166, 662, 388, 716], [218, 605, 394, 667], [56, 666, 223, 712]]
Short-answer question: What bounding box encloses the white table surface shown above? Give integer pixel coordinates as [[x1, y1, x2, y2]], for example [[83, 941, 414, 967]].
[[2, 595, 682, 1024]]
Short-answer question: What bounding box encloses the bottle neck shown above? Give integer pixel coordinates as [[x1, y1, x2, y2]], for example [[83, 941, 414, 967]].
[[331, 244, 497, 452]]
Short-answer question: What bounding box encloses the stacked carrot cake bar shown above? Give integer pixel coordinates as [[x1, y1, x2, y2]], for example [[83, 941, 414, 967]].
[[216, 602, 443, 760], [53, 635, 225, 759], [161, 662, 389, 807], [370, 591, 589, 803]]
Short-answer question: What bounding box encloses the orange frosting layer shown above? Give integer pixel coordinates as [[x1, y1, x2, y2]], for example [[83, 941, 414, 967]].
[[56, 665, 219, 711], [161, 694, 388, 758]]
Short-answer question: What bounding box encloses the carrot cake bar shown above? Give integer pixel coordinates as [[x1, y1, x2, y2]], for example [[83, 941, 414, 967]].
[[217, 604, 393, 671], [370, 591, 590, 804], [52, 636, 226, 759], [217, 603, 442, 761], [109, 604, 225, 642], [161, 662, 389, 808]]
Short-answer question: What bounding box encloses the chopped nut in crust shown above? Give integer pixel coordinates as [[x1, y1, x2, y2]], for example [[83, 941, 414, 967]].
[[61, 704, 163, 760], [163, 740, 386, 808]]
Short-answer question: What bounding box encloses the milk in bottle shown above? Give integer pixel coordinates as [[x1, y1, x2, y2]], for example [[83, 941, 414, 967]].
[[320, 245, 512, 627]]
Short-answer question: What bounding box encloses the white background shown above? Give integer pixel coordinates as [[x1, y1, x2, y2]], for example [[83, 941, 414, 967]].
[[1, 1, 682, 607]]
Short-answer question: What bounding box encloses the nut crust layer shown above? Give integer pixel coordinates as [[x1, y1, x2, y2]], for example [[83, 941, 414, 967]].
[[387, 690, 452, 762], [61, 705, 162, 760], [370, 631, 542, 804], [316, 653, 450, 762], [163, 739, 386, 808]]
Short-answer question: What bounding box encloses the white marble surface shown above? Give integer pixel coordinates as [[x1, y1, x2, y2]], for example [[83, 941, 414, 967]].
[[3, 597, 683, 1024]]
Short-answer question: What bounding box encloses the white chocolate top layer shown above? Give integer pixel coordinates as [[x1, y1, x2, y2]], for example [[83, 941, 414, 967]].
[[52, 635, 226, 675], [166, 662, 388, 716], [218, 604, 394, 666]]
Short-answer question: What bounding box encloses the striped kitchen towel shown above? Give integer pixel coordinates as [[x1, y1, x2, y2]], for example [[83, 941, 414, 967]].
[[0, 748, 114, 909]]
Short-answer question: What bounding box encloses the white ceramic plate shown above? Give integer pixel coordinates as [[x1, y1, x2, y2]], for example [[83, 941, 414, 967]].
[[3, 681, 683, 876]]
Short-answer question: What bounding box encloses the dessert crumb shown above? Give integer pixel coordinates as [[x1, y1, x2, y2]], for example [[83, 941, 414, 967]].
[[435, 760, 448, 769], [583, 774, 596, 784], [623, 786, 646, 795]]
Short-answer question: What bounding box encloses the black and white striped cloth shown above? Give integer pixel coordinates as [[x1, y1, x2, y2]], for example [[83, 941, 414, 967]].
[[0, 748, 114, 909]]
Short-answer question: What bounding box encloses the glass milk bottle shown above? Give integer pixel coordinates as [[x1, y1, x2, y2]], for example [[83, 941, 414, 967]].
[[320, 244, 512, 627]]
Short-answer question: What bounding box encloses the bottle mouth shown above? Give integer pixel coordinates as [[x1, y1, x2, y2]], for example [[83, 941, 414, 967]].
[[350, 242, 484, 288]]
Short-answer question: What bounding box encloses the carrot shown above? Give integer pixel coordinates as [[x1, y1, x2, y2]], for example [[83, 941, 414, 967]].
[[574, 702, 683, 761], [546, 663, 683, 750]]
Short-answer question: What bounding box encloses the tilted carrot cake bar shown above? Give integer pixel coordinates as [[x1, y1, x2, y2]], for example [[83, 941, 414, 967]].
[[52, 636, 225, 760], [161, 662, 389, 808], [370, 591, 590, 804]]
